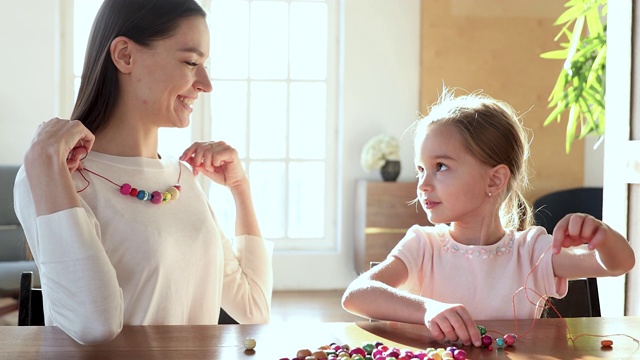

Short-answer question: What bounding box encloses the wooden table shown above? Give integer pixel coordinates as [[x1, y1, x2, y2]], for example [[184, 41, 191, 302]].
[[1, 318, 639, 359]]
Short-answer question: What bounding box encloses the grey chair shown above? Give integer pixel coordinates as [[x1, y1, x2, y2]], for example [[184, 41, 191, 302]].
[[0, 166, 39, 298]]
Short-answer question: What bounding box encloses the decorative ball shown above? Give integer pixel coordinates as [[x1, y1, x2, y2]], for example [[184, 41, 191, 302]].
[[503, 333, 517, 346], [243, 337, 256, 350], [296, 349, 312, 358], [601, 339, 613, 347], [495, 337, 505, 348], [120, 183, 132, 195], [476, 325, 487, 336], [167, 186, 180, 200], [151, 191, 163, 204], [481, 335, 493, 347], [453, 349, 467, 360], [130, 188, 139, 197]]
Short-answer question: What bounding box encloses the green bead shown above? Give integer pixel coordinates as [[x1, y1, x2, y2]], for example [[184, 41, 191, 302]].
[[362, 343, 376, 355], [477, 325, 487, 336]]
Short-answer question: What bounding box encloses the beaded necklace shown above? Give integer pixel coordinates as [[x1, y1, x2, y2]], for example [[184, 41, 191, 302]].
[[77, 164, 182, 205]]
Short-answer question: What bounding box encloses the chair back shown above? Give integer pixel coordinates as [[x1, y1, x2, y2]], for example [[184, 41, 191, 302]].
[[18, 271, 238, 325], [534, 187, 603, 318], [18, 271, 44, 326]]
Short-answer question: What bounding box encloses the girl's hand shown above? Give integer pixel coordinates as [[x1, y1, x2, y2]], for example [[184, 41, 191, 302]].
[[26, 118, 94, 173], [180, 141, 247, 189], [551, 213, 608, 254], [423, 301, 482, 347]]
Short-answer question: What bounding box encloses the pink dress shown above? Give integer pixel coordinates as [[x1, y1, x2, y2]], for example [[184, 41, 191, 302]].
[[389, 224, 568, 319]]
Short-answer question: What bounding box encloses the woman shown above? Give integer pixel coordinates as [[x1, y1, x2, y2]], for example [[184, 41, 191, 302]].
[[14, 0, 272, 345]]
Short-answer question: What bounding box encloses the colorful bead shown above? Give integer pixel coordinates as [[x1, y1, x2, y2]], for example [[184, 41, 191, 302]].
[[130, 188, 139, 197], [169, 186, 180, 200], [476, 325, 487, 336], [150, 191, 163, 204], [243, 337, 256, 350], [162, 192, 171, 202], [481, 335, 493, 347], [503, 334, 517, 346], [120, 183, 132, 195], [601, 339, 613, 347], [495, 337, 505, 348], [137, 190, 150, 201]]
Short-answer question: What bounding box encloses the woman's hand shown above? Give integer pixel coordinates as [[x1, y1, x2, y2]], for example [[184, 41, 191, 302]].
[[23, 118, 95, 216], [423, 300, 482, 347], [180, 141, 247, 189], [26, 118, 94, 173], [551, 213, 608, 254]]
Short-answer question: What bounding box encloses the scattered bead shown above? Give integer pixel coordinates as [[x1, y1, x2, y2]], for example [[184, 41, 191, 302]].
[[495, 337, 505, 348], [476, 325, 487, 336], [481, 335, 493, 347], [243, 337, 256, 350], [503, 333, 517, 346], [297, 349, 313, 358], [601, 339, 613, 347]]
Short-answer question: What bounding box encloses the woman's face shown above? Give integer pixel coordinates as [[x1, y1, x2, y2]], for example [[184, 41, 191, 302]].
[[129, 16, 212, 129]]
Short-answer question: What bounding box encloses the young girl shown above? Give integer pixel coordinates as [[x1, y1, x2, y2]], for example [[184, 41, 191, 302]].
[[341, 91, 635, 348], [13, 0, 272, 345]]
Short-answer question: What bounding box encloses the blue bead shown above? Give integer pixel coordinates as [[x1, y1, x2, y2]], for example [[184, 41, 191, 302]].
[[137, 190, 148, 200]]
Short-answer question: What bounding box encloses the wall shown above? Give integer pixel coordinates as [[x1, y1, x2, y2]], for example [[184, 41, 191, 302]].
[[0, 0, 61, 165], [419, 0, 585, 203], [0, 0, 422, 290], [0, 0, 605, 291]]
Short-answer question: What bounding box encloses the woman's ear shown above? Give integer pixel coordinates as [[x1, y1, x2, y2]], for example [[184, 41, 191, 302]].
[[110, 36, 134, 74], [487, 164, 510, 197]]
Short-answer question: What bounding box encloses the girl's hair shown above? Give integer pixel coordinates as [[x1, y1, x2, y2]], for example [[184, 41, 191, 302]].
[[415, 90, 533, 231], [71, 0, 206, 133]]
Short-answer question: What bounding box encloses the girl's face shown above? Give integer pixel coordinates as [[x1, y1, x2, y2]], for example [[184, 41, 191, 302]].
[[129, 16, 212, 129], [414, 123, 494, 225]]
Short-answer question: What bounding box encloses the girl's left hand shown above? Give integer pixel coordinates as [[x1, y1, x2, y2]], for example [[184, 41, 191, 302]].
[[551, 213, 608, 254], [180, 141, 247, 189]]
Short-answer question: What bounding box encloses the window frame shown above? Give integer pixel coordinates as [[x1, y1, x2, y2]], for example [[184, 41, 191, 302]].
[[61, 0, 340, 252]]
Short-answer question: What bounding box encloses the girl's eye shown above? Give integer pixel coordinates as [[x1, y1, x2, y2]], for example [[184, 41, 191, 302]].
[[415, 166, 424, 177], [185, 61, 198, 67], [436, 163, 448, 171]]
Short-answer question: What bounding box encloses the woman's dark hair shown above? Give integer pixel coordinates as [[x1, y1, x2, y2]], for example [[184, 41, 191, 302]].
[[71, 0, 206, 133]]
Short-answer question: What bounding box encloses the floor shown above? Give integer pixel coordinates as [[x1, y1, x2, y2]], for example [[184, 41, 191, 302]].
[[0, 290, 364, 326]]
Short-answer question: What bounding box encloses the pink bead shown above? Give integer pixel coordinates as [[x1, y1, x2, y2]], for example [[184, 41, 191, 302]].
[[453, 349, 467, 360], [120, 183, 132, 195], [151, 191, 163, 204], [482, 335, 493, 347]]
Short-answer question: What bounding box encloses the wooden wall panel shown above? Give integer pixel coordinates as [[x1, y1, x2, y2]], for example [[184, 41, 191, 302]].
[[419, 0, 584, 202]]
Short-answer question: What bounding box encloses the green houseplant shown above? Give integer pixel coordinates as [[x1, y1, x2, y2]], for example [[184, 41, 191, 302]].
[[541, 0, 607, 153]]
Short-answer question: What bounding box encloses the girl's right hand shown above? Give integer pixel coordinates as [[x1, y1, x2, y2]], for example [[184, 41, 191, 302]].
[[26, 118, 95, 173], [423, 300, 482, 347]]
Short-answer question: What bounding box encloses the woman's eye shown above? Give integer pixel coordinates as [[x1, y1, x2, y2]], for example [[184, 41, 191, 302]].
[[185, 61, 198, 67]]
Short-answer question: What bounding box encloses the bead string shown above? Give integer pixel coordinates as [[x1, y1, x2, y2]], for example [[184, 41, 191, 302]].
[[76, 164, 182, 205], [480, 244, 640, 357]]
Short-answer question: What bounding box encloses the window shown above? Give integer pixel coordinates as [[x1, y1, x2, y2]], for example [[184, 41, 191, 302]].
[[69, 0, 338, 250]]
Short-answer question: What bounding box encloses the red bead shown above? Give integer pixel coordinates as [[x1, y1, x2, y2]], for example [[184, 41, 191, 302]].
[[173, 184, 181, 191], [503, 334, 517, 346], [130, 188, 138, 197]]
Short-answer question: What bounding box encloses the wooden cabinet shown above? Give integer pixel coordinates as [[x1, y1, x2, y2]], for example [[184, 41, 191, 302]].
[[354, 181, 431, 272]]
